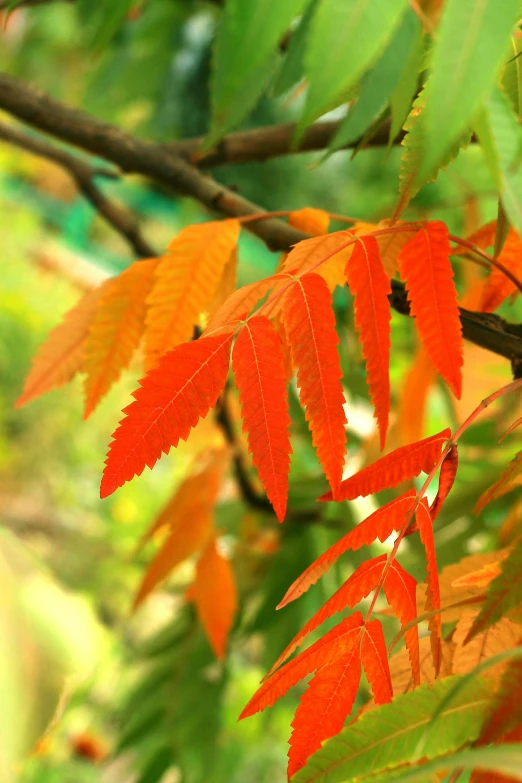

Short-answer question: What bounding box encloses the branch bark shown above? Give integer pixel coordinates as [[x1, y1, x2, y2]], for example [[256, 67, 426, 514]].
[[0, 120, 156, 258]]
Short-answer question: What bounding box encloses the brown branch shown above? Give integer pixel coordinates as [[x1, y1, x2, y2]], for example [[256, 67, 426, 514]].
[[0, 120, 156, 258], [0, 73, 521, 366], [167, 120, 400, 167]]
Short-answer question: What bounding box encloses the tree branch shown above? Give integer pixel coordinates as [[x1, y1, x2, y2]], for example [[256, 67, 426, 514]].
[[0, 120, 156, 258], [0, 72, 521, 365], [167, 120, 399, 167]]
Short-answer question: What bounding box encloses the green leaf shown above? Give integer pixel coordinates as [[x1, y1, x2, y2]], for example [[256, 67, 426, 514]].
[[327, 10, 421, 155], [475, 86, 522, 237], [272, 0, 320, 97], [293, 675, 494, 783], [136, 747, 173, 783], [77, 0, 135, 50], [466, 535, 522, 639], [208, 0, 310, 146], [389, 26, 424, 145], [420, 0, 520, 181], [299, 0, 409, 134], [503, 36, 522, 118], [366, 745, 522, 783]]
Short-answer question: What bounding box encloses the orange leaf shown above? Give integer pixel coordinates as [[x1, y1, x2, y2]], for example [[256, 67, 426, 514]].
[[374, 222, 413, 278], [232, 316, 292, 522], [346, 236, 391, 449], [451, 561, 503, 590], [288, 207, 330, 236], [207, 246, 238, 319], [361, 618, 393, 705], [82, 258, 158, 418], [451, 220, 497, 255], [383, 560, 420, 687], [133, 504, 213, 609], [288, 644, 361, 778], [429, 444, 458, 522], [16, 284, 107, 408], [320, 428, 450, 502], [268, 556, 387, 678], [204, 274, 284, 334], [100, 332, 233, 498], [471, 724, 522, 783], [277, 491, 417, 609], [397, 345, 437, 446], [281, 273, 347, 497], [192, 536, 238, 659], [481, 230, 522, 312], [143, 219, 240, 368], [239, 612, 363, 719], [416, 499, 441, 673], [475, 451, 522, 514], [398, 221, 463, 398], [281, 231, 355, 291]]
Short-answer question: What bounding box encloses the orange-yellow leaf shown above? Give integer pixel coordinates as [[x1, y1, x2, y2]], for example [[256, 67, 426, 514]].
[[451, 561, 503, 590], [239, 612, 363, 719], [416, 499, 441, 673], [382, 559, 420, 687], [397, 345, 437, 446], [361, 618, 393, 705], [133, 504, 213, 609], [82, 258, 158, 418], [320, 428, 450, 502], [374, 222, 413, 278], [288, 644, 361, 778], [206, 246, 238, 319], [346, 236, 391, 449], [481, 230, 522, 312], [288, 207, 330, 236], [475, 451, 522, 514], [278, 491, 417, 609], [281, 231, 355, 291], [451, 220, 497, 255], [398, 221, 463, 398], [100, 332, 233, 498], [268, 556, 387, 678], [143, 219, 240, 368], [192, 536, 238, 659], [16, 284, 107, 408], [281, 273, 347, 497], [232, 317, 291, 521], [204, 274, 284, 334]]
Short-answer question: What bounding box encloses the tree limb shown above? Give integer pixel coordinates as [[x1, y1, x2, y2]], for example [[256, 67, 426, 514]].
[[0, 120, 156, 258]]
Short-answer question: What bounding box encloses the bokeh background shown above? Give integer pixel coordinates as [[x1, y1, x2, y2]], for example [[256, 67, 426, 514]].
[[1, 2, 521, 782]]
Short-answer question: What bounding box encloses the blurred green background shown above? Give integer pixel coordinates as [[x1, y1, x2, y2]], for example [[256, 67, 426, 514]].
[[1, 2, 521, 782]]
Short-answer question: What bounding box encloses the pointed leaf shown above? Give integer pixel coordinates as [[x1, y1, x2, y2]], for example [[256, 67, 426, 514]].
[[83, 258, 158, 418], [476, 451, 522, 513], [278, 491, 417, 608], [232, 316, 292, 521], [299, 0, 409, 131], [383, 560, 420, 687], [397, 345, 437, 446], [281, 231, 355, 291], [100, 332, 233, 498], [288, 645, 361, 778], [16, 284, 106, 408], [192, 536, 238, 660], [205, 274, 284, 335], [362, 618, 393, 705], [288, 207, 330, 236], [429, 444, 458, 522], [416, 500, 441, 673], [346, 236, 391, 448], [480, 230, 522, 312], [268, 557, 387, 678], [320, 429, 450, 502], [144, 220, 240, 368], [389, 19, 424, 145], [453, 610, 522, 679], [208, 0, 309, 144], [479, 657, 522, 745], [421, 0, 520, 180], [292, 675, 495, 783], [281, 273, 347, 496], [239, 612, 363, 719], [398, 221, 463, 397]]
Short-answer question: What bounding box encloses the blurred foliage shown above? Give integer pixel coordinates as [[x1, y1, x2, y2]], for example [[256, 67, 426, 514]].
[[1, 3, 522, 783]]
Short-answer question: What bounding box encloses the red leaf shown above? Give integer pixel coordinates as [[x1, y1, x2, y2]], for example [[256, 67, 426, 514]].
[[239, 612, 363, 719], [205, 274, 284, 334], [345, 236, 391, 449], [281, 273, 347, 497], [82, 258, 158, 418], [416, 499, 441, 673], [429, 444, 458, 522], [383, 560, 420, 687], [100, 332, 233, 498], [398, 221, 463, 398], [361, 618, 393, 705], [288, 644, 361, 777], [232, 316, 292, 522], [192, 536, 238, 660], [267, 556, 387, 679], [481, 230, 522, 312], [277, 491, 417, 609], [320, 428, 450, 502]]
